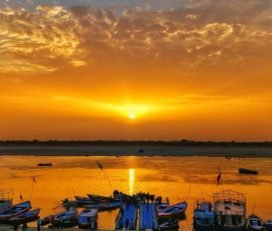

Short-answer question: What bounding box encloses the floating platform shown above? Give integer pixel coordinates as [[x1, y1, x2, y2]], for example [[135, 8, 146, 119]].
[[115, 203, 137, 230], [139, 203, 158, 231]]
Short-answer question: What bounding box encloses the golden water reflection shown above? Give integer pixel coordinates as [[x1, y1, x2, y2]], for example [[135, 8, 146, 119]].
[[129, 168, 135, 195], [0, 155, 272, 230]]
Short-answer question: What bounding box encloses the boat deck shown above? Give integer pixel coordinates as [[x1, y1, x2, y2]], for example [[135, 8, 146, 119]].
[[214, 201, 245, 216], [139, 203, 158, 230]]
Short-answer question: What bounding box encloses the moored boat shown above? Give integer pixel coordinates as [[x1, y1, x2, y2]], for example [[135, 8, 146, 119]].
[[214, 190, 246, 231], [157, 201, 187, 219], [77, 208, 98, 229], [156, 203, 170, 213], [84, 200, 121, 211], [193, 201, 215, 231], [0, 201, 31, 222], [8, 208, 40, 225], [159, 219, 179, 231], [51, 207, 78, 228], [248, 214, 264, 231], [238, 168, 258, 175]]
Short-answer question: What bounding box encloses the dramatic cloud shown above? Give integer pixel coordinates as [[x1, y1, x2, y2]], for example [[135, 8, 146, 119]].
[[0, 0, 271, 75]]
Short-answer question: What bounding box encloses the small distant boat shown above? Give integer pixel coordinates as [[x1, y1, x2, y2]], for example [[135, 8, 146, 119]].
[[265, 220, 272, 231], [239, 168, 258, 175], [193, 201, 215, 231], [158, 201, 187, 219], [159, 219, 179, 231], [8, 209, 40, 225], [138, 148, 144, 153], [77, 208, 98, 229], [0, 201, 31, 222], [51, 207, 78, 228], [37, 163, 53, 167], [248, 214, 264, 231]]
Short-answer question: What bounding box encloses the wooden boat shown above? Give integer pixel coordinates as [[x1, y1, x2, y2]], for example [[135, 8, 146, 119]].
[[84, 200, 121, 211], [157, 201, 187, 219], [248, 214, 264, 231], [156, 203, 170, 213], [8, 209, 40, 225], [239, 168, 258, 175], [37, 163, 53, 167], [87, 194, 114, 202], [51, 207, 78, 228], [0, 201, 31, 222], [193, 201, 215, 231], [159, 219, 179, 231], [77, 208, 98, 229], [39, 214, 54, 226], [214, 190, 246, 231], [265, 220, 272, 231]]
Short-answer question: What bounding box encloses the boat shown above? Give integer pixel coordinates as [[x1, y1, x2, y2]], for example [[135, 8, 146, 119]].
[[248, 214, 264, 231], [157, 201, 187, 219], [83, 200, 121, 211], [77, 208, 98, 229], [159, 219, 179, 231], [0, 201, 31, 222], [193, 201, 215, 231], [87, 194, 115, 202], [265, 220, 272, 231], [156, 203, 170, 213], [214, 190, 246, 231], [115, 203, 138, 230], [8, 209, 40, 225], [37, 163, 53, 167], [238, 168, 258, 175], [39, 214, 54, 226], [51, 207, 78, 228]]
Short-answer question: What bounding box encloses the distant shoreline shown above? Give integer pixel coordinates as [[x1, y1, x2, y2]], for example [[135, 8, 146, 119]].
[[0, 144, 272, 157]]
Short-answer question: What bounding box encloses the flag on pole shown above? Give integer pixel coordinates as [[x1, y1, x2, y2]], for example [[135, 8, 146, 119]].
[[20, 193, 23, 202], [32, 176, 36, 183], [217, 168, 221, 185], [96, 161, 103, 170]]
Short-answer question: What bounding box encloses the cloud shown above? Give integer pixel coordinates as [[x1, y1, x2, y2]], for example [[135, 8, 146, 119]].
[[0, 0, 271, 76]]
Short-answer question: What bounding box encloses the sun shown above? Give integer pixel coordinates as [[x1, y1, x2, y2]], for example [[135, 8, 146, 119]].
[[129, 113, 136, 120]]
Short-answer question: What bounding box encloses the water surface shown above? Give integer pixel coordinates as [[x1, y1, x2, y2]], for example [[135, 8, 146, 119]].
[[0, 155, 272, 230]]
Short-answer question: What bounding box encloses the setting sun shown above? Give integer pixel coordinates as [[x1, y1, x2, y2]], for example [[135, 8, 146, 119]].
[[129, 113, 136, 120]]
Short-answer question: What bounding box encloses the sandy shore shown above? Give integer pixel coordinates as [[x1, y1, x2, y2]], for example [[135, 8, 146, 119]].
[[0, 145, 272, 157]]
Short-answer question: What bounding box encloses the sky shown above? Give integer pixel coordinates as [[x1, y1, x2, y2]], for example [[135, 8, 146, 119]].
[[0, 0, 272, 141]]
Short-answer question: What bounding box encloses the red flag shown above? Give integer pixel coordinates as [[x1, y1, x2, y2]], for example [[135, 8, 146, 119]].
[[20, 193, 23, 202], [217, 169, 221, 185], [32, 176, 36, 183]]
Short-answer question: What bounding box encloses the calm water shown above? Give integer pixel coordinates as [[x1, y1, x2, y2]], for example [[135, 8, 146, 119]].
[[0, 155, 272, 230]]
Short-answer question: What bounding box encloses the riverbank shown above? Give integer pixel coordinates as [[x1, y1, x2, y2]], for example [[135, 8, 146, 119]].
[[0, 145, 272, 157]]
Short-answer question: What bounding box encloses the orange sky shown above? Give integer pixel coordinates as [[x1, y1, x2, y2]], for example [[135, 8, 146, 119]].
[[0, 0, 272, 141]]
